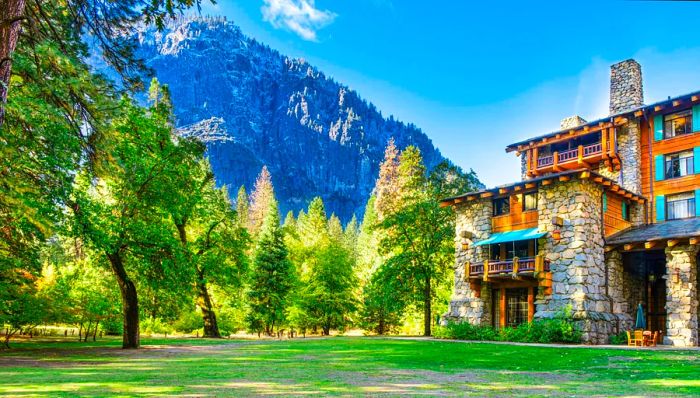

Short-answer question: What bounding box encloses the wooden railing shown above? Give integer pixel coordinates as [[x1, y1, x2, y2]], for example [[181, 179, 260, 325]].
[[492, 210, 539, 233], [535, 142, 603, 170], [468, 257, 550, 277]]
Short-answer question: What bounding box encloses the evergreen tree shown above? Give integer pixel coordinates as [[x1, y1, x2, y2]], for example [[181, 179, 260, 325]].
[[235, 186, 250, 232], [248, 166, 275, 238], [246, 200, 295, 336], [374, 138, 400, 220]]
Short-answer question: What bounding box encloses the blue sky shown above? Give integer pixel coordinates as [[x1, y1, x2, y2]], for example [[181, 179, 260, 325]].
[[198, 0, 700, 187]]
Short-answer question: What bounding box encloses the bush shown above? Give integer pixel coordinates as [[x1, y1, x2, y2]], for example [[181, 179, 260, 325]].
[[434, 306, 581, 344], [609, 331, 627, 345]]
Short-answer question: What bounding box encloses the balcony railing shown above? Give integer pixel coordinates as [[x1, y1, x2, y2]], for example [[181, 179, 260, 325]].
[[535, 142, 603, 170], [468, 256, 550, 278]]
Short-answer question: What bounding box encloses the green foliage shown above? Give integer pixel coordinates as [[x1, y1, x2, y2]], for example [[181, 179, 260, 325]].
[[246, 201, 295, 335], [609, 331, 628, 345], [434, 307, 582, 344]]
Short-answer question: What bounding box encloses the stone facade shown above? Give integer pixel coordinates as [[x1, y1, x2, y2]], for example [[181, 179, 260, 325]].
[[445, 199, 492, 324], [535, 179, 615, 343], [610, 59, 644, 115], [606, 250, 634, 331], [560, 115, 588, 130], [616, 122, 642, 194], [664, 245, 699, 347]]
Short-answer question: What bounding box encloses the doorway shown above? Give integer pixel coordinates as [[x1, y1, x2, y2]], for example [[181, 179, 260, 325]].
[[622, 250, 667, 332]]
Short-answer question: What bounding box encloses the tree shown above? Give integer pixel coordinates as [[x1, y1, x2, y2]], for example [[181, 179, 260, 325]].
[[246, 200, 295, 336], [70, 97, 202, 348], [374, 138, 400, 220], [0, 0, 209, 125], [360, 266, 407, 335], [374, 146, 468, 336], [248, 166, 275, 238], [236, 185, 250, 231], [302, 241, 357, 335]]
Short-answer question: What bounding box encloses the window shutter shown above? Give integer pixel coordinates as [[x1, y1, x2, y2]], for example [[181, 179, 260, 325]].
[[603, 193, 608, 212], [695, 146, 700, 174], [694, 105, 700, 133], [655, 195, 665, 222], [654, 114, 664, 141], [622, 201, 627, 219], [696, 190, 700, 217], [654, 155, 665, 181]]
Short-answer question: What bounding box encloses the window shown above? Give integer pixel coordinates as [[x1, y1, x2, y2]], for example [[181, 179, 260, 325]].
[[489, 240, 534, 261], [666, 192, 696, 220], [665, 151, 694, 179], [523, 192, 537, 211], [505, 288, 529, 328], [664, 109, 693, 139], [622, 201, 630, 221], [493, 197, 510, 216]]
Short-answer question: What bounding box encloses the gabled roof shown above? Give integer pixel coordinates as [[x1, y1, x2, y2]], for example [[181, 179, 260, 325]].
[[605, 218, 700, 246], [505, 89, 700, 153], [439, 169, 646, 207]]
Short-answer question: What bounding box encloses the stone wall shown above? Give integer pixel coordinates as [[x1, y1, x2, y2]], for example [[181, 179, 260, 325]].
[[606, 250, 634, 332], [445, 199, 492, 324], [535, 179, 615, 343], [664, 245, 699, 347], [617, 121, 642, 195], [610, 59, 644, 115]]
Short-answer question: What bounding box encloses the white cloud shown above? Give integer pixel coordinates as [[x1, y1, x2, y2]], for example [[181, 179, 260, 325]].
[[261, 0, 337, 41]]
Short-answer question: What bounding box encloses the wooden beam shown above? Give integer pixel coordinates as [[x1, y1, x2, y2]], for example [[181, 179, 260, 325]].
[[672, 100, 682, 107], [593, 177, 603, 183], [690, 237, 699, 245], [623, 244, 635, 251], [513, 185, 523, 192], [480, 192, 493, 198], [692, 95, 699, 102], [610, 185, 620, 192], [499, 188, 509, 195], [654, 105, 663, 112], [667, 239, 680, 248], [604, 246, 617, 253], [454, 198, 464, 204], [541, 179, 552, 186], [525, 183, 536, 189], [439, 201, 451, 208], [645, 241, 656, 249], [634, 110, 643, 117], [580, 171, 591, 179]]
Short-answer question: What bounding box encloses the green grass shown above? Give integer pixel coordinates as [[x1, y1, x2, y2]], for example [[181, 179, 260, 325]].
[[1, 336, 699, 397]]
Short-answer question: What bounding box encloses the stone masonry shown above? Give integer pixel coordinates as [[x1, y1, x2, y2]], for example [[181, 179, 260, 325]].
[[445, 199, 492, 324], [664, 245, 699, 347], [535, 179, 615, 344], [610, 59, 644, 115]]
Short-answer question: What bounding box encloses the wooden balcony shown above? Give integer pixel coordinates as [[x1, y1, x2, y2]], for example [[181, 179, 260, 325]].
[[524, 127, 620, 177], [468, 256, 550, 279], [492, 210, 538, 233]]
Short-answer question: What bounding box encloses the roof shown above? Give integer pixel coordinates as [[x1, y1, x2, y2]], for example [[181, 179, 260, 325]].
[[605, 218, 700, 246], [473, 228, 546, 246], [505, 89, 700, 152], [439, 169, 646, 207]]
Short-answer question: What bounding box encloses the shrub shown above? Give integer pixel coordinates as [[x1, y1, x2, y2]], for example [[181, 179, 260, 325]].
[[434, 306, 581, 344], [609, 331, 627, 345]]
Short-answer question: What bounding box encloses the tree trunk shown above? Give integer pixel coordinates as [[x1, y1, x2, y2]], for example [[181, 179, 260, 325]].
[[107, 251, 140, 349], [196, 275, 221, 338], [93, 321, 99, 342], [423, 274, 431, 337], [0, 0, 25, 125]]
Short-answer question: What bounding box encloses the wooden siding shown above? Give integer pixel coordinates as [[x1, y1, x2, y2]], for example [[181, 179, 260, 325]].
[[641, 113, 700, 221], [492, 193, 538, 232], [604, 194, 631, 236]]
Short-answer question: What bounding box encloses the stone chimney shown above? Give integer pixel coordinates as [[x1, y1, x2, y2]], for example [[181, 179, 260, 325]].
[[560, 115, 588, 130], [609, 59, 644, 115]]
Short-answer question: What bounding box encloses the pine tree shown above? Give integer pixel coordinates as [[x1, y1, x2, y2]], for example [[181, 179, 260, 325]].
[[328, 214, 344, 243], [236, 186, 250, 231], [249, 166, 275, 238], [246, 200, 295, 336], [356, 197, 382, 288], [374, 138, 401, 220], [343, 214, 359, 259]]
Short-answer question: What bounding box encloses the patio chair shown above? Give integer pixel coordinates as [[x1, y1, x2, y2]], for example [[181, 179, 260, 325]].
[[626, 331, 639, 346], [644, 331, 658, 347]]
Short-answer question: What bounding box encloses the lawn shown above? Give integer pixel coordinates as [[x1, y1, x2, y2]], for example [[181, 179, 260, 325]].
[[1, 337, 699, 397]]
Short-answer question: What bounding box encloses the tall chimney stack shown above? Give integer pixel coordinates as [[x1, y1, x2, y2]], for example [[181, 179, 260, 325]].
[[609, 59, 643, 115]]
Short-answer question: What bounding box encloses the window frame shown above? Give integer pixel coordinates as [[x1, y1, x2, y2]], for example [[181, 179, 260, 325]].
[[664, 150, 695, 180], [492, 197, 510, 217], [522, 191, 538, 212], [665, 191, 696, 221], [663, 109, 693, 139]]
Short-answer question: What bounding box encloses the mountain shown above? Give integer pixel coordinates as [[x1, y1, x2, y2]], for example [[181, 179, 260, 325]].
[[134, 16, 449, 222]]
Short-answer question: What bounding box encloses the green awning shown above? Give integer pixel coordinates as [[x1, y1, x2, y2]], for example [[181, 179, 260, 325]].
[[472, 228, 547, 246]]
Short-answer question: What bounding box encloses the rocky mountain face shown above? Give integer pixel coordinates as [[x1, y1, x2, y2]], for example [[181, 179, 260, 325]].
[[135, 17, 448, 222]]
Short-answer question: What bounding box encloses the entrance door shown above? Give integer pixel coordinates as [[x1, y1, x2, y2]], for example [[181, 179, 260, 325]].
[[506, 288, 529, 328]]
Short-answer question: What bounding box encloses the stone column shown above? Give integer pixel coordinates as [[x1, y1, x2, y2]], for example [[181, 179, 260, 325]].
[[664, 245, 699, 347], [445, 199, 492, 324], [616, 122, 642, 195], [535, 179, 614, 343], [606, 250, 633, 332]]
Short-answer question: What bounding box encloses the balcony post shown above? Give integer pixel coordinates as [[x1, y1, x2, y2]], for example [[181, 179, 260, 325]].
[[578, 145, 584, 164], [482, 260, 489, 282], [532, 147, 539, 175], [601, 128, 608, 160], [553, 151, 559, 171]]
